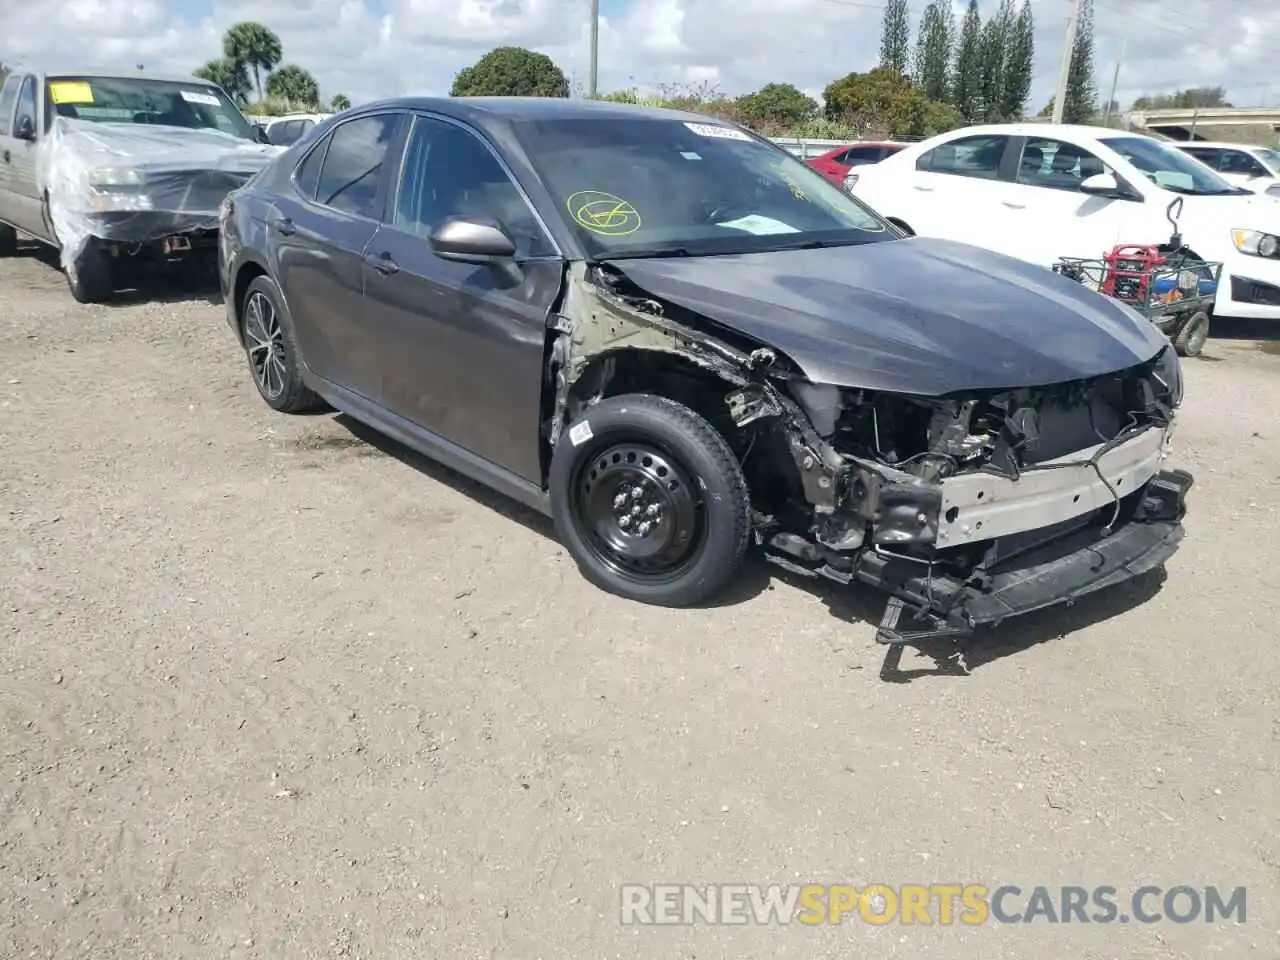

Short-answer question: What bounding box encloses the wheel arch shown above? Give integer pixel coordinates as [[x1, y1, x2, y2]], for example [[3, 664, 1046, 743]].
[[230, 255, 272, 343]]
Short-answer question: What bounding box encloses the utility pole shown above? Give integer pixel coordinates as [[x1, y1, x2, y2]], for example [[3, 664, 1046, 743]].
[[1051, 0, 1083, 124], [587, 0, 600, 99], [1102, 35, 1125, 127]]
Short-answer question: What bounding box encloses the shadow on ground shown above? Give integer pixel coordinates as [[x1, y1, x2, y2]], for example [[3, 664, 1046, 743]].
[[22, 242, 223, 307], [334, 412, 1170, 670]]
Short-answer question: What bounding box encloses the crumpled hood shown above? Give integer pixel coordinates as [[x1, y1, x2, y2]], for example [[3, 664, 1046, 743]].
[[53, 118, 283, 177], [611, 236, 1169, 395]]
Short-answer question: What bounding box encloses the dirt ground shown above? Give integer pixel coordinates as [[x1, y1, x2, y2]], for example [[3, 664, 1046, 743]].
[[1, 245, 1277, 960]]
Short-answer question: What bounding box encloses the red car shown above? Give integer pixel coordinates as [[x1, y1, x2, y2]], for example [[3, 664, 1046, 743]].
[[806, 141, 906, 182]]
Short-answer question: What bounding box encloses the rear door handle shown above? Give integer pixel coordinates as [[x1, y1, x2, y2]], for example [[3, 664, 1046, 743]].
[[273, 217, 296, 235], [2, 149, 9, 163], [1001, 201, 1026, 209], [365, 251, 399, 275]]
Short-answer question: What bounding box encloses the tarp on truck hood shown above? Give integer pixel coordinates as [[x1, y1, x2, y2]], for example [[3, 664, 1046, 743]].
[[611, 236, 1170, 395], [37, 117, 283, 271]]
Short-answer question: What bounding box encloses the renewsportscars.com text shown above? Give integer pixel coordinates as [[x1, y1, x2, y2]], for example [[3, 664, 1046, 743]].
[[620, 883, 1247, 926]]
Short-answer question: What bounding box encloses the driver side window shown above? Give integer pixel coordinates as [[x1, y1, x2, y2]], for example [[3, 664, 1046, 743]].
[[393, 115, 554, 258]]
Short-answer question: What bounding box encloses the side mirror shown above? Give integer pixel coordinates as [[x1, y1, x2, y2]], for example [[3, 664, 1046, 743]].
[[429, 216, 516, 264], [14, 114, 35, 142], [254, 126, 272, 145], [1080, 172, 1120, 196]]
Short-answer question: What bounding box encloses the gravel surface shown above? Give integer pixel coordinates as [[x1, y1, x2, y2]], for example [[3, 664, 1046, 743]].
[[1, 246, 1277, 959]]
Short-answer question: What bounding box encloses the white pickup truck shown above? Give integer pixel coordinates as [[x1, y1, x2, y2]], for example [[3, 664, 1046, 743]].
[[0, 67, 281, 302]]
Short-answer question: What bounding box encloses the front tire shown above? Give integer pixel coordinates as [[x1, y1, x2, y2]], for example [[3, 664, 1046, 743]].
[[65, 238, 114, 303], [241, 274, 323, 413], [549, 394, 751, 608], [0, 223, 17, 257]]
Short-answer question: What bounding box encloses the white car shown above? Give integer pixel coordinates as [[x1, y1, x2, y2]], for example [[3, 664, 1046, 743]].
[[850, 123, 1280, 322], [1175, 141, 1280, 197], [262, 112, 331, 147]]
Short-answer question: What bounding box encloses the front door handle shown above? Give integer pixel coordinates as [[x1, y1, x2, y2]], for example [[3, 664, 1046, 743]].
[[273, 217, 296, 236], [1001, 201, 1026, 209], [2, 149, 9, 164], [912, 184, 933, 192], [365, 251, 399, 275]]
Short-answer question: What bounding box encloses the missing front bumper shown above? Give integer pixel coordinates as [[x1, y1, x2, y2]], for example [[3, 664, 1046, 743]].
[[864, 468, 1192, 644]]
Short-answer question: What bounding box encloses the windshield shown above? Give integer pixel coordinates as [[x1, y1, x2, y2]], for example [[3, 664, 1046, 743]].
[[1100, 136, 1243, 195], [1256, 148, 1280, 173], [511, 116, 893, 257], [47, 76, 256, 141]]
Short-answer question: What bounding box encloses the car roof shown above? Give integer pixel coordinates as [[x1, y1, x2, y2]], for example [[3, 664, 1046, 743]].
[[925, 122, 1154, 145], [349, 95, 741, 126], [34, 66, 213, 85], [1176, 141, 1263, 151]]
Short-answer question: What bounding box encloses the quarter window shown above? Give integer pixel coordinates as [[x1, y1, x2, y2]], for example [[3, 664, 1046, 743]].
[[1016, 137, 1108, 191], [293, 135, 329, 200], [313, 112, 401, 219], [915, 135, 1008, 179], [393, 115, 553, 258]]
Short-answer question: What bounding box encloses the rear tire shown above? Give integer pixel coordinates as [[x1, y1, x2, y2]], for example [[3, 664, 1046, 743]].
[[0, 223, 17, 257], [1173, 310, 1210, 357], [241, 274, 324, 413], [549, 394, 751, 608], [65, 238, 114, 304]]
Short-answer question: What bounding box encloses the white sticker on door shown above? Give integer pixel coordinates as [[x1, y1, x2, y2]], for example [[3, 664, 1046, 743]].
[[568, 420, 594, 446]]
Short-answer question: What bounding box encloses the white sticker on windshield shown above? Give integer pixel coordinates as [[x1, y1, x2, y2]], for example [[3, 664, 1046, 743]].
[[715, 215, 801, 236], [1152, 171, 1194, 191], [684, 122, 751, 141], [181, 90, 221, 106]]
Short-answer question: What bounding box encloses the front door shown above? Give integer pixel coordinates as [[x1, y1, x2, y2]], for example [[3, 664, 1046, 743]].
[[273, 110, 404, 403], [5, 74, 47, 239], [361, 113, 563, 483]]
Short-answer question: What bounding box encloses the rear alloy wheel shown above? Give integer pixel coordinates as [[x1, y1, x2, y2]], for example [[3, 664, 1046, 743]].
[[1173, 310, 1210, 357], [0, 223, 17, 257], [550, 394, 751, 608], [241, 274, 323, 413], [65, 237, 114, 304]]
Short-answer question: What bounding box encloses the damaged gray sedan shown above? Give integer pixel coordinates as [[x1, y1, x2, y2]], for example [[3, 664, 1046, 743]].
[[219, 97, 1192, 644]]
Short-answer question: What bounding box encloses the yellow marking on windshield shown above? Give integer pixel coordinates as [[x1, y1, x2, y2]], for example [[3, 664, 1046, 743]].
[[567, 190, 642, 236], [49, 81, 95, 104], [773, 164, 810, 202]]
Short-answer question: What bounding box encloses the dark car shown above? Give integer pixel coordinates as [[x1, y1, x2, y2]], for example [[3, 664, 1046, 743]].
[[218, 97, 1192, 645]]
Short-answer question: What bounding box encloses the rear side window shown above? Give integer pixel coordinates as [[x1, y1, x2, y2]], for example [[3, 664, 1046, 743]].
[[314, 112, 401, 219], [841, 146, 888, 166], [0, 76, 17, 135], [916, 134, 1008, 179], [293, 135, 329, 200]]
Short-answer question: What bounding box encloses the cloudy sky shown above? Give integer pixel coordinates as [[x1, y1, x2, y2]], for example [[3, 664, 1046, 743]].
[[3, 0, 1278, 112]]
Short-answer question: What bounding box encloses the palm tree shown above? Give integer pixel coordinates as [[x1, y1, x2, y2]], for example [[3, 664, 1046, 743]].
[[194, 57, 251, 105], [265, 65, 320, 109], [330, 93, 351, 112], [223, 21, 283, 102]]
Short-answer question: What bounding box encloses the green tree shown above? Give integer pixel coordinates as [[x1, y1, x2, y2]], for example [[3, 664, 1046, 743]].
[[913, 2, 953, 104], [330, 93, 351, 111], [1062, 0, 1097, 123], [223, 21, 283, 102], [1131, 87, 1231, 110], [735, 82, 818, 132], [951, 0, 983, 122], [265, 64, 320, 107], [450, 46, 569, 98], [824, 66, 960, 139], [1000, 0, 1034, 121], [979, 0, 1016, 121], [879, 0, 912, 75], [194, 57, 251, 105]]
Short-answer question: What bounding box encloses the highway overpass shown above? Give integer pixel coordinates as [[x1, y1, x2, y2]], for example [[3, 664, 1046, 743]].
[[1122, 107, 1280, 145]]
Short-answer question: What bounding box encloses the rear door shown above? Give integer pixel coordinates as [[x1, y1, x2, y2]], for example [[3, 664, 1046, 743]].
[[361, 112, 564, 481], [5, 74, 46, 238], [888, 133, 1022, 250], [271, 110, 406, 403], [0, 74, 20, 227]]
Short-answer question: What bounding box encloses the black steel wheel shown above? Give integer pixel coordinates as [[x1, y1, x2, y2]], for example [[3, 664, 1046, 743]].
[[241, 274, 323, 413], [65, 237, 114, 304], [549, 394, 751, 607], [1173, 310, 1210, 357]]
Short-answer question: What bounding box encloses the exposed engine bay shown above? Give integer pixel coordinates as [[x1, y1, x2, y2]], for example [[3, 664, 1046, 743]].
[[550, 260, 1192, 645]]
